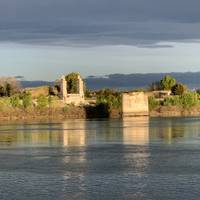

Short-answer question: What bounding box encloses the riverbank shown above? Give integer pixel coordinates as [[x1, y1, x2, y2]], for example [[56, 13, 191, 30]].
[[0, 105, 121, 121], [150, 106, 200, 117], [0, 105, 200, 121]]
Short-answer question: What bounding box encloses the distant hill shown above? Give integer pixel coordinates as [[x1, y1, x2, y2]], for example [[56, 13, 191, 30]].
[[85, 72, 200, 90], [21, 80, 54, 88], [21, 72, 200, 90]]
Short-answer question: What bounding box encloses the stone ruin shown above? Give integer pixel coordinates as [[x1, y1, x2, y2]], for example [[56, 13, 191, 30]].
[[59, 74, 85, 106], [122, 92, 149, 117]]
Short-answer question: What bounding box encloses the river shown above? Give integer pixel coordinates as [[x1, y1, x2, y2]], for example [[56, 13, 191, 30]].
[[0, 117, 200, 200]]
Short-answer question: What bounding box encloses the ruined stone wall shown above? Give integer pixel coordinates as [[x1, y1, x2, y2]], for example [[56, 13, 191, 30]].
[[122, 92, 149, 117], [59, 74, 85, 106]]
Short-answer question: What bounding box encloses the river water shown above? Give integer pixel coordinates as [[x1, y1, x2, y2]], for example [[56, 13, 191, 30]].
[[0, 117, 200, 200]]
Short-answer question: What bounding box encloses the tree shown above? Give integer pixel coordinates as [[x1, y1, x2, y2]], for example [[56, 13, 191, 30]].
[[160, 75, 176, 90], [171, 83, 187, 95], [65, 72, 86, 94], [65, 72, 80, 93], [0, 77, 21, 97], [96, 89, 122, 111]]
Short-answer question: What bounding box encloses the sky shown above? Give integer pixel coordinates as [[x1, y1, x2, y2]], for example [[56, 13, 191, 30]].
[[1, 0, 200, 80]]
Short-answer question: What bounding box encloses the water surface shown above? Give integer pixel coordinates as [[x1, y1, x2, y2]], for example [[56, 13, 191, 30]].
[[0, 117, 200, 200]]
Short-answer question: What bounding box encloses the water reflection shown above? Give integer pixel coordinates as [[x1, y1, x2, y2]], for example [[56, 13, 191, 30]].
[[62, 121, 86, 146], [123, 117, 149, 145], [1, 117, 200, 148], [1, 118, 200, 199]]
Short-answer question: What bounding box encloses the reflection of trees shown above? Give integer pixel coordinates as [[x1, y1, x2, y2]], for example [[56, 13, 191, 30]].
[[123, 117, 149, 145], [0, 120, 96, 147], [149, 118, 192, 144]]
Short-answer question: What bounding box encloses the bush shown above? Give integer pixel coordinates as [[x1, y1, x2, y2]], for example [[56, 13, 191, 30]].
[[37, 95, 48, 109], [148, 96, 159, 110], [63, 104, 69, 113], [96, 89, 122, 111], [160, 75, 176, 90], [163, 96, 180, 106], [48, 96, 53, 107], [0, 98, 10, 111], [179, 92, 199, 108], [21, 93, 32, 109], [171, 83, 187, 95], [10, 95, 21, 108], [163, 92, 200, 108]]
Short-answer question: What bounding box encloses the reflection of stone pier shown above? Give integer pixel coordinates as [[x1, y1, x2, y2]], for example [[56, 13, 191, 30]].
[[123, 117, 149, 145], [62, 121, 86, 146]]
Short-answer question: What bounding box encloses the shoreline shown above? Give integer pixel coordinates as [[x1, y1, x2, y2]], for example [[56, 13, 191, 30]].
[[0, 106, 200, 121]]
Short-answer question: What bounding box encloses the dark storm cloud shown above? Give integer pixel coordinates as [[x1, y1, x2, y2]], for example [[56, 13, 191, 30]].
[[1, 0, 200, 46]]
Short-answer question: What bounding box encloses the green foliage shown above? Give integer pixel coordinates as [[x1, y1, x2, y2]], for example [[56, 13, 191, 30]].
[[37, 95, 48, 109], [48, 95, 53, 107], [96, 89, 122, 111], [63, 104, 69, 113], [171, 83, 187, 95], [160, 75, 176, 90], [21, 93, 32, 109], [10, 95, 21, 108], [0, 98, 11, 111], [65, 72, 87, 94], [179, 92, 199, 108], [148, 96, 159, 110], [163, 92, 200, 108], [65, 72, 80, 93], [163, 96, 180, 106]]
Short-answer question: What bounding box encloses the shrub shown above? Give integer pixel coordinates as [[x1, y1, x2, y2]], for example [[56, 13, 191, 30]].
[[37, 95, 48, 109], [171, 83, 187, 95], [63, 104, 69, 113], [48, 96, 53, 107], [179, 92, 199, 108], [96, 89, 122, 111], [148, 96, 159, 110], [163, 96, 180, 106], [21, 93, 32, 109], [160, 75, 176, 90], [0, 98, 10, 111], [10, 95, 21, 108]]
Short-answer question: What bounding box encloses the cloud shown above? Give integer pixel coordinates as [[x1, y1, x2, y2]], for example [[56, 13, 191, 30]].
[[1, 0, 200, 46]]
